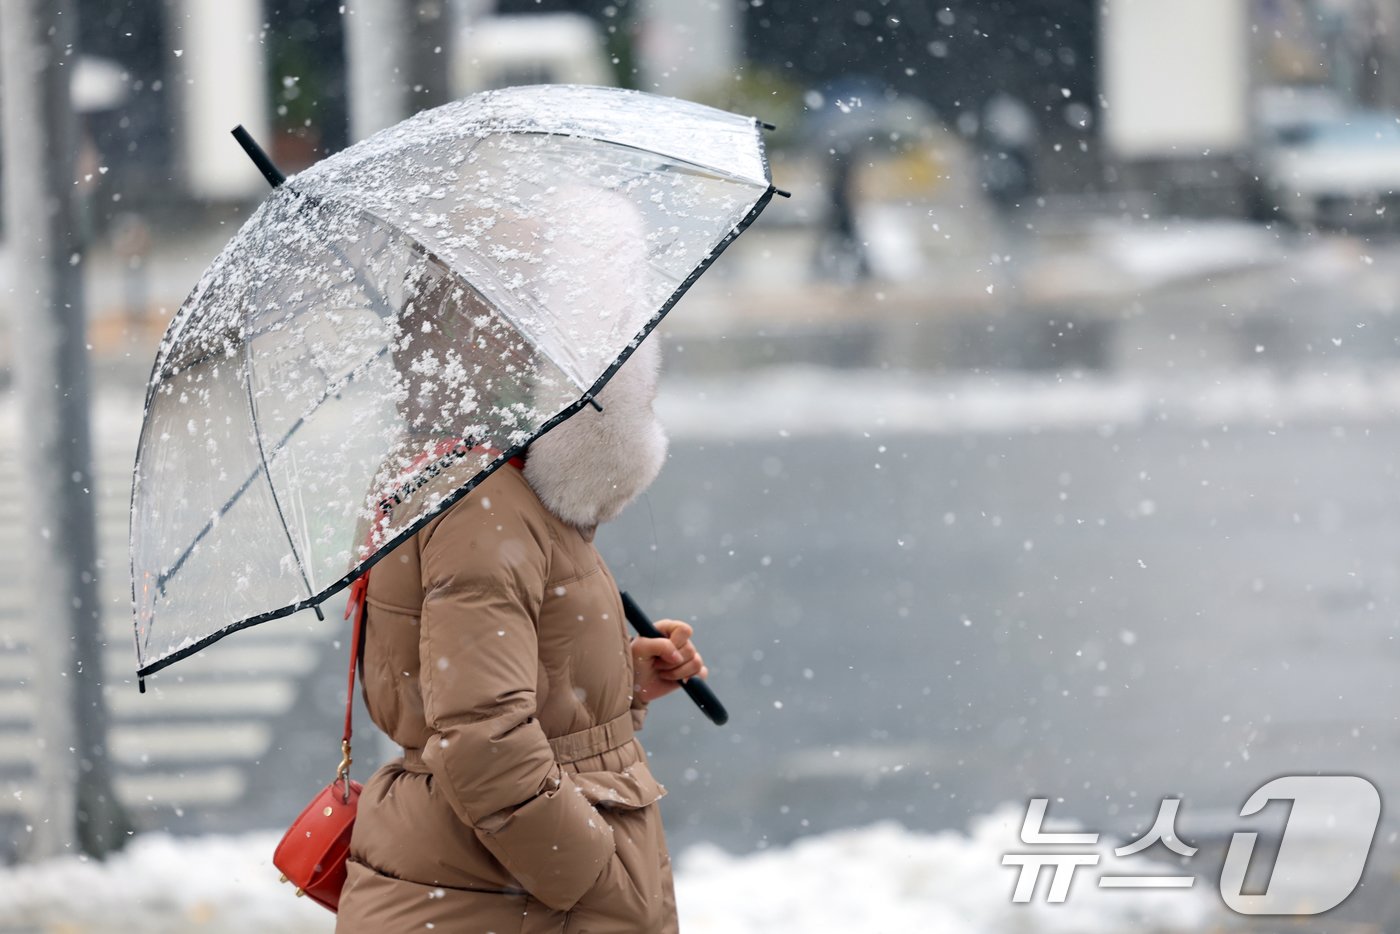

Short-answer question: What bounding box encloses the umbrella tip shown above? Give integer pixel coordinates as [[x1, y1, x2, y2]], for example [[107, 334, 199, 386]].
[[773, 187, 792, 199], [138, 676, 146, 694], [759, 120, 777, 132], [231, 124, 287, 189]]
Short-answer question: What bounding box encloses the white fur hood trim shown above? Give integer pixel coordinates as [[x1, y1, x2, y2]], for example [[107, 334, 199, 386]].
[[523, 338, 668, 529]]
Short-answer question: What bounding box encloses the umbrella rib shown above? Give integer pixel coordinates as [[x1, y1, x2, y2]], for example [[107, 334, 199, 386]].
[[343, 201, 594, 397], [529, 129, 773, 201], [586, 135, 770, 192], [146, 207, 397, 610], [151, 344, 392, 600], [241, 337, 319, 606]]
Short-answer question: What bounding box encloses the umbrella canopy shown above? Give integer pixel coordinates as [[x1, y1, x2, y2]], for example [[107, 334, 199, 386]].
[[803, 78, 937, 155], [131, 85, 776, 680]]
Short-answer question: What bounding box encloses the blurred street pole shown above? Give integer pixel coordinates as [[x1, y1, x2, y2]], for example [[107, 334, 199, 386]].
[[0, 0, 130, 858], [346, 0, 480, 142], [345, 0, 411, 141], [407, 0, 453, 113], [167, 0, 271, 199]]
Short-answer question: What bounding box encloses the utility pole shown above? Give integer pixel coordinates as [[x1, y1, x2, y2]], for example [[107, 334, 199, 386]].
[[167, 0, 271, 199], [345, 0, 474, 143], [0, 0, 130, 858], [406, 0, 455, 112], [344, 0, 412, 142]]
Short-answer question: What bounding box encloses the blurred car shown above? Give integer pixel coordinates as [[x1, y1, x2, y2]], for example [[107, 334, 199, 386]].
[[452, 13, 613, 94], [1255, 110, 1400, 228]]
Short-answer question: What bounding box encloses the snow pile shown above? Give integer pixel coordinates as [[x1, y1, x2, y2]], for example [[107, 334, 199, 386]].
[[675, 806, 1217, 934], [0, 808, 1219, 933], [0, 831, 328, 933], [1094, 219, 1284, 288]]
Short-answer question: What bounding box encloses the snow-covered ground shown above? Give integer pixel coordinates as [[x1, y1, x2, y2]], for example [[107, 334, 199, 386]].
[[0, 805, 1220, 933], [1091, 219, 1286, 290], [657, 363, 1400, 439], [16, 362, 1400, 452]]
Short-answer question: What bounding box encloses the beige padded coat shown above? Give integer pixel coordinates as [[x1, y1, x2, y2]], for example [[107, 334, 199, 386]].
[[334, 462, 679, 933]]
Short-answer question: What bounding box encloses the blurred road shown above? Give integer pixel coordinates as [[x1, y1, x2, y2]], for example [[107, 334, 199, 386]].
[[615, 421, 1400, 848]]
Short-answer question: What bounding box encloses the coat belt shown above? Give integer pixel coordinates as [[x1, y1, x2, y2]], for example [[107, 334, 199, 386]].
[[401, 709, 635, 774], [547, 709, 636, 765]]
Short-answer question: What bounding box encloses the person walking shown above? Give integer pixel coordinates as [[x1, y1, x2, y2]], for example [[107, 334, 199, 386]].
[[335, 331, 704, 933]]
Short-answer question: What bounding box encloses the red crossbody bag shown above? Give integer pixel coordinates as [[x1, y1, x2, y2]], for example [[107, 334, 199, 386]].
[[272, 573, 370, 912]]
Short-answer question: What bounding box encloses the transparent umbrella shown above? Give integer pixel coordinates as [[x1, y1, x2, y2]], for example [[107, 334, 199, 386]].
[[130, 84, 779, 683]]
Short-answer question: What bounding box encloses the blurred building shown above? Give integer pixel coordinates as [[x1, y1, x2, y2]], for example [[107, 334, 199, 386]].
[[69, 0, 1103, 215], [64, 0, 1400, 221], [1103, 0, 1400, 216], [741, 0, 1100, 193], [75, 0, 349, 217], [1238, 0, 1400, 109], [73, 0, 639, 218]]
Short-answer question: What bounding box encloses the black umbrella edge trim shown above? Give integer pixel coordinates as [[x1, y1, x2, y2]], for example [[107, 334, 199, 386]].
[[135, 182, 780, 682]]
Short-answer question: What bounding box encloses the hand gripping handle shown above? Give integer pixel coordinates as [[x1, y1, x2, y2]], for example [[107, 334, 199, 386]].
[[620, 592, 728, 726]]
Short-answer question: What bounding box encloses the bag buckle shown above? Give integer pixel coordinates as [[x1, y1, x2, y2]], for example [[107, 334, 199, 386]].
[[336, 739, 353, 803]]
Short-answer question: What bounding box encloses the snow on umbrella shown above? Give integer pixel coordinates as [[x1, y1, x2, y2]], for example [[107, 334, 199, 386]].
[[130, 84, 779, 683]]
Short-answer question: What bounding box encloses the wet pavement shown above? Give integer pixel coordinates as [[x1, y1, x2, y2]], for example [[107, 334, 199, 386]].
[[607, 419, 1400, 927]]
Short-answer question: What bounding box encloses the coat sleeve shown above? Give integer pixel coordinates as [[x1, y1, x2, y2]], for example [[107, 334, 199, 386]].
[[417, 494, 615, 912], [630, 691, 649, 732]]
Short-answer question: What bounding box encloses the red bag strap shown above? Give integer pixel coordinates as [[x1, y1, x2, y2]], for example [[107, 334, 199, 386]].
[[336, 575, 367, 793], [336, 447, 525, 789], [344, 578, 367, 737]]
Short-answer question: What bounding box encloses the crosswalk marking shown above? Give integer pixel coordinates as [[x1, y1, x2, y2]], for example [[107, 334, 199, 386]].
[[0, 723, 273, 766], [106, 680, 298, 718], [0, 394, 347, 820], [6, 769, 251, 812], [0, 644, 321, 682], [0, 610, 340, 650], [115, 768, 248, 807], [109, 722, 273, 764], [0, 690, 31, 723]]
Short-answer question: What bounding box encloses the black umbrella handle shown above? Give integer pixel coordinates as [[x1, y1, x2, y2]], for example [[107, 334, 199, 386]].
[[620, 592, 728, 726]]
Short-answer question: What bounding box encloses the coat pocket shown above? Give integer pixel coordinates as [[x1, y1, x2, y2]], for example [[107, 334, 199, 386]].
[[570, 759, 666, 811], [564, 804, 675, 933]]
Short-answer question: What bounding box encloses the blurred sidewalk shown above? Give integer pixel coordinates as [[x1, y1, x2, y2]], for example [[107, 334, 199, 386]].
[[0, 197, 1314, 391], [668, 199, 1298, 373]]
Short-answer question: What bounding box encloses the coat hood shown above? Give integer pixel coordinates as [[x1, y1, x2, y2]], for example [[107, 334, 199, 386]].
[[523, 337, 668, 529]]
